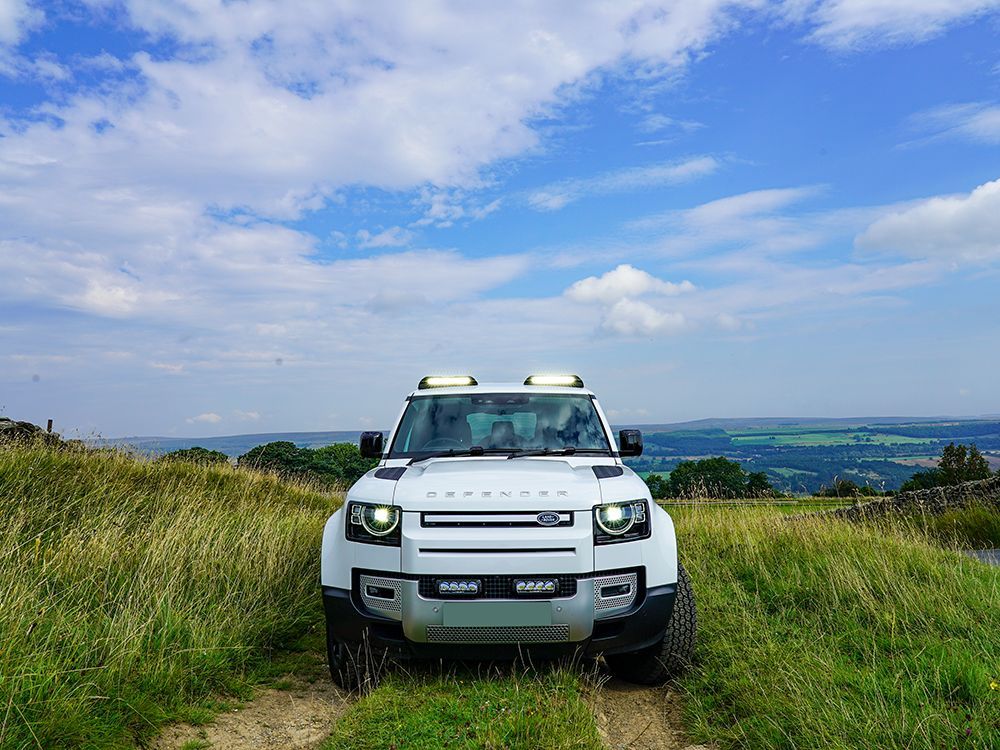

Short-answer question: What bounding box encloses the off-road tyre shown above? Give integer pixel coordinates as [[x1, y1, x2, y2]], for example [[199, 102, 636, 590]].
[[326, 621, 381, 692], [605, 562, 697, 685]]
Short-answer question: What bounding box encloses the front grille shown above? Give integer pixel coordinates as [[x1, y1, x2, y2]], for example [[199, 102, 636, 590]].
[[421, 511, 573, 528], [425, 624, 571, 643], [418, 574, 579, 599]]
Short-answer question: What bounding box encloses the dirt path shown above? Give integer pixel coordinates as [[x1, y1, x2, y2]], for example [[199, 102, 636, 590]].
[[590, 677, 711, 750], [153, 669, 352, 750]]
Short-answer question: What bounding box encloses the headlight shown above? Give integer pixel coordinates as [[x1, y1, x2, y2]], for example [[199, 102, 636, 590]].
[[593, 501, 650, 544], [346, 502, 402, 546]]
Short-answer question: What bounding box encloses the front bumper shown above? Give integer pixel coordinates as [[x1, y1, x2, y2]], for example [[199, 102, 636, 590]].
[[322, 567, 676, 659]]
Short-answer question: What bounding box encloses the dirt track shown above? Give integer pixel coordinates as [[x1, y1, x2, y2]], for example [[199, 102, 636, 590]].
[[152, 670, 352, 750], [152, 661, 704, 750], [590, 677, 711, 750]]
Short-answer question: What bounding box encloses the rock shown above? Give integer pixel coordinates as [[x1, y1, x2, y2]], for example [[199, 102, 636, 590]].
[[0, 417, 62, 446], [818, 475, 1000, 521]]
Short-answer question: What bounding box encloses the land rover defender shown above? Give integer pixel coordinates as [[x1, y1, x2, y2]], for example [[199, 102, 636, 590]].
[[321, 375, 696, 688]]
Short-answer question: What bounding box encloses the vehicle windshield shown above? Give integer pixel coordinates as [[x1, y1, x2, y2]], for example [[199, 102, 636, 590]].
[[388, 393, 612, 458]]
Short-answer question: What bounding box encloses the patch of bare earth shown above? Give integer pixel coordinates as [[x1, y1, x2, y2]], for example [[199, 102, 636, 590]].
[[590, 677, 712, 750], [152, 672, 352, 750]]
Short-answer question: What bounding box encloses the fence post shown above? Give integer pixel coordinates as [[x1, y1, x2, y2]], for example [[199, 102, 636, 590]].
[[46, 419, 53, 434]]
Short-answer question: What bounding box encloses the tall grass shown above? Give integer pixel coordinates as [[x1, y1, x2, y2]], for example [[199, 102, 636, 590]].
[[675, 508, 1000, 749], [0, 443, 339, 749]]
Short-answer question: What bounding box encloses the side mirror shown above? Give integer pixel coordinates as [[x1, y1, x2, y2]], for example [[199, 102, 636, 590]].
[[359, 431, 384, 459], [618, 429, 643, 457]]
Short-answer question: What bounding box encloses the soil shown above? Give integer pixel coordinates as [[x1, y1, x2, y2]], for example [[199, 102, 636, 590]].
[[590, 676, 712, 750], [152, 672, 351, 750]]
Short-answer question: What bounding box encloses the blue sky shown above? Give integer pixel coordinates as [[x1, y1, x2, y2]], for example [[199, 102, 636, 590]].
[[1, 1, 999, 437]]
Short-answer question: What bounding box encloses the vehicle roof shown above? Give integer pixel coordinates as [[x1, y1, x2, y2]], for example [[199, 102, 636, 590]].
[[406, 382, 596, 398]]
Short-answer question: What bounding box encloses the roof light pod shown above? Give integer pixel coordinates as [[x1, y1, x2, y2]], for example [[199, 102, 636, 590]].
[[524, 374, 584, 387], [418, 375, 478, 389]]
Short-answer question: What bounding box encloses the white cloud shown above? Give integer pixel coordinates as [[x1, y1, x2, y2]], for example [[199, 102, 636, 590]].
[[527, 156, 720, 211], [150, 362, 185, 374], [856, 178, 1000, 262], [636, 113, 702, 133], [186, 412, 222, 424], [567, 264, 695, 303], [602, 298, 686, 335], [356, 226, 414, 248], [904, 102, 1000, 146], [234, 410, 260, 421], [791, 0, 1000, 49], [0, 0, 38, 46]]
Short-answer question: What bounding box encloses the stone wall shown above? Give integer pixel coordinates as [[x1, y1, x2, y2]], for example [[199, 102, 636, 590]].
[[823, 475, 1000, 521]]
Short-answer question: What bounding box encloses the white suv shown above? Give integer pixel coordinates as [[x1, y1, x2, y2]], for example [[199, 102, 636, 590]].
[[321, 375, 696, 688]]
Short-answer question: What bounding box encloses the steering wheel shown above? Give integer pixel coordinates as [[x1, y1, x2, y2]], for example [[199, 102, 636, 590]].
[[421, 437, 466, 450]]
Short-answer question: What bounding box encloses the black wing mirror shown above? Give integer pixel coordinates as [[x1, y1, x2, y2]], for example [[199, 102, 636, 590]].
[[618, 429, 643, 457], [359, 431, 384, 459]]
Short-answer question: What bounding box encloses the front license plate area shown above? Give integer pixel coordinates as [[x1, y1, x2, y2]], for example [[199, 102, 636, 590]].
[[442, 601, 552, 627]]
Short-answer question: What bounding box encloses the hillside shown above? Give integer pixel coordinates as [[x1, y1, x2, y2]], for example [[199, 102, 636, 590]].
[[0, 443, 339, 748]]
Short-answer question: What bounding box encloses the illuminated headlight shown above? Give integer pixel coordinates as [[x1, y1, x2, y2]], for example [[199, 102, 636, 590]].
[[593, 501, 650, 544], [347, 502, 402, 546]]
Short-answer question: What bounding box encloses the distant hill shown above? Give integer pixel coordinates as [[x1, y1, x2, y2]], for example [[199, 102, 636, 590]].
[[99, 430, 372, 458]]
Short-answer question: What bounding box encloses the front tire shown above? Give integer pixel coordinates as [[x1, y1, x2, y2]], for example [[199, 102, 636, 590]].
[[605, 562, 697, 685], [326, 620, 381, 692]]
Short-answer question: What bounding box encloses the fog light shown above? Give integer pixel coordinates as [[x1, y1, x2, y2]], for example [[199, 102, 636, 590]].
[[437, 579, 480, 595], [515, 579, 558, 595]]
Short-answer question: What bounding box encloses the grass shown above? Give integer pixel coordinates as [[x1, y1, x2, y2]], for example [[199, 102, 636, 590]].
[[906, 505, 1000, 550], [673, 507, 1000, 749], [324, 666, 603, 750], [0, 442, 339, 749], [731, 430, 931, 446]]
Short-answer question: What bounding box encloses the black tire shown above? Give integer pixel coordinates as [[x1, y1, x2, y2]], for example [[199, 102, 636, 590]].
[[605, 562, 697, 685], [326, 620, 381, 692]]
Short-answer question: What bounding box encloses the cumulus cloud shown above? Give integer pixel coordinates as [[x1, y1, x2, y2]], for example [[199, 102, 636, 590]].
[[602, 299, 686, 335], [856, 178, 1000, 262], [566, 265, 693, 336], [567, 264, 695, 303], [791, 0, 1000, 49], [527, 156, 720, 211], [186, 412, 222, 424]]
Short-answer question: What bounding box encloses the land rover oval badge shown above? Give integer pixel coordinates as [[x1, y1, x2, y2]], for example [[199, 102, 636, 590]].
[[536, 512, 560, 526]]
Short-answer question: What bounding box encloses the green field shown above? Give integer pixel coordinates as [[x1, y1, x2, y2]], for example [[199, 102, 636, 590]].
[[730, 430, 931, 446]]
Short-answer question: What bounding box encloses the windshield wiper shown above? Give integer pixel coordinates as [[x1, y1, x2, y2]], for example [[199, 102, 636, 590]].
[[506, 447, 578, 460], [408, 446, 487, 465]]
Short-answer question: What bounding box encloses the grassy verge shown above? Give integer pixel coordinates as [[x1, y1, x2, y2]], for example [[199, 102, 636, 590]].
[[0, 443, 339, 748], [906, 504, 1000, 549], [323, 666, 603, 750], [675, 507, 1000, 749]]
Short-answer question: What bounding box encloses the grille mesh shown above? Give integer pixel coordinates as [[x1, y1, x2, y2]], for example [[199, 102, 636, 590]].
[[594, 572, 638, 611], [418, 574, 578, 600], [359, 575, 402, 614], [425, 625, 571, 643]]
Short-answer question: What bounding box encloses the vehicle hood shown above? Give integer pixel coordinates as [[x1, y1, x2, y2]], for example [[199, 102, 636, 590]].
[[390, 458, 603, 511]]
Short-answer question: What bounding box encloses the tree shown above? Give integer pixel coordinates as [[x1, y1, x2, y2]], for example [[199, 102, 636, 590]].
[[667, 456, 773, 499], [813, 478, 878, 498], [746, 471, 775, 498], [643, 473, 670, 499], [238, 441, 310, 476], [160, 446, 230, 466], [900, 442, 993, 491], [311, 443, 378, 486]]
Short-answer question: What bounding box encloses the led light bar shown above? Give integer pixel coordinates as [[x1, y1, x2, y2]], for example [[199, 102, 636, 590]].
[[523, 374, 584, 388], [515, 579, 558, 594], [436, 579, 481, 595], [418, 375, 479, 389]]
